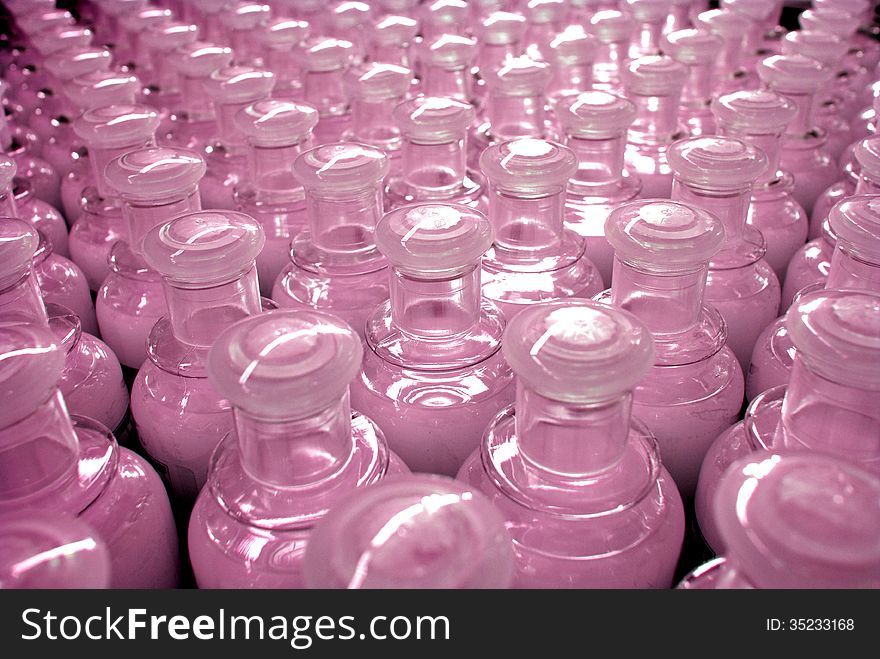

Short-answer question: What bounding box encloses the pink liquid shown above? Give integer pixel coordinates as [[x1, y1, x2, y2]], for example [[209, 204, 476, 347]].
[[34, 243, 97, 336], [781, 230, 834, 311], [747, 175, 808, 285], [14, 179, 69, 257], [60, 158, 91, 225], [67, 194, 126, 291], [746, 316, 793, 401]]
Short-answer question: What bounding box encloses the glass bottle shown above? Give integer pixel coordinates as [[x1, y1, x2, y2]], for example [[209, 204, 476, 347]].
[[662, 28, 722, 137], [800, 6, 879, 77], [262, 18, 310, 101], [458, 299, 685, 588], [562, 91, 641, 286], [665, 0, 694, 34], [140, 21, 200, 112], [69, 105, 160, 292], [116, 7, 173, 76], [622, 55, 688, 199], [234, 99, 318, 296], [669, 136, 780, 372], [32, 231, 97, 338], [720, 0, 782, 69], [220, 2, 272, 68], [274, 142, 390, 338], [302, 38, 354, 145], [683, 452, 880, 589], [386, 96, 485, 210], [694, 8, 754, 94], [135, 210, 265, 507], [418, 34, 477, 104], [481, 138, 603, 318], [474, 11, 528, 103], [589, 10, 635, 93], [0, 154, 67, 258], [757, 54, 839, 218], [543, 26, 598, 112], [597, 199, 744, 498], [367, 15, 418, 70], [781, 218, 836, 312], [201, 66, 276, 210], [712, 89, 808, 284], [189, 0, 233, 44], [0, 322, 179, 588], [304, 474, 516, 589], [420, 0, 470, 42], [696, 289, 880, 553], [523, 0, 567, 61], [625, 0, 671, 59], [189, 309, 407, 588], [349, 202, 516, 476], [99, 146, 206, 370]]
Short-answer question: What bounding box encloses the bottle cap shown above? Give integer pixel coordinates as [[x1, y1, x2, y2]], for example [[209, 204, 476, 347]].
[[621, 55, 687, 96], [711, 89, 797, 133], [303, 38, 354, 72], [589, 10, 635, 44], [421, 34, 477, 69], [853, 137, 880, 182], [370, 15, 418, 47], [719, 0, 777, 21], [393, 96, 475, 144], [480, 138, 577, 195], [694, 8, 750, 38], [344, 63, 412, 101], [329, 1, 371, 29], [119, 7, 173, 34], [303, 475, 515, 589], [43, 46, 112, 82], [0, 217, 37, 291], [661, 29, 723, 65], [624, 0, 673, 23], [828, 194, 880, 263], [375, 203, 493, 278], [786, 289, 880, 390], [104, 146, 206, 204], [207, 309, 363, 420], [478, 11, 528, 46], [420, 0, 469, 30], [171, 42, 234, 78], [16, 8, 73, 34], [667, 136, 767, 191], [526, 0, 566, 25], [143, 210, 265, 286], [781, 30, 848, 68], [546, 27, 598, 66], [263, 18, 310, 49], [64, 70, 140, 111], [203, 66, 276, 104], [294, 142, 389, 193], [73, 105, 160, 149], [0, 157, 16, 190], [503, 300, 655, 403], [757, 54, 834, 94], [483, 55, 551, 96], [557, 90, 636, 139], [605, 199, 725, 269], [0, 322, 63, 429], [799, 7, 860, 38], [234, 99, 319, 147], [148, 22, 199, 53], [30, 26, 92, 57], [220, 2, 272, 31], [717, 452, 880, 588]]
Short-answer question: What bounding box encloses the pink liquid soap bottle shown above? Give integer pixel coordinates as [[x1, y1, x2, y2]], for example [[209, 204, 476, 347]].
[[597, 199, 744, 498], [418, 34, 478, 104], [0, 511, 111, 589], [682, 452, 880, 589], [695, 288, 880, 553], [480, 138, 603, 318], [273, 142, 390, 337], [457, 299, 686, 588], [693, 8, 753, 94], [69, 105, 160, 292], [98, 146, 206, 370], [135, 210, 265, 507], [201, 66, 276, 210], [367, 15, 418, 70], [542, 27, 598, 112], [302, 38, 355, 145], [712, 90, 808, 285], [234, 99, 319, 296], [588, 10, 635, 94], [622, 55, 688, 199], [757, 54, 839, 220], [748, 194, 880, 401], [561, 91, 641, 286], [162, 41, 234, 151], [262, 18, 310, 101], [304, 474, 516, 589], [349, 203, 516, 476], [669, 136, 781, 373], [386, 96, 484, 210], [188, 309, 407, 588], [0, 219, 128, 436], [0, 322, 179, 588], [662, 29, 723, 137], [625, 0, 671, 59]]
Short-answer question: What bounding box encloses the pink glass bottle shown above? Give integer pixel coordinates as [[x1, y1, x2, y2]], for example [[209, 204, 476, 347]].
[[135, 210, 265, 506], [523, 0, 567, 60], [747, 194, 880, 401], [418, 34, 478, 104], [69, 105, 160, 292], [386, 96, 484, 210], [598, 199, 744, 498], [669, 136, 780, 373], [683, 452, 880, 589], [626, 0, 671, 59], [712, 90, 808, 285], [116, 7, 174, 76], [781, 218, 836, 312], [720, 0, 783, 67], [589, 10, 635, 93], [234, 99, 318, 295], [33, 232, 98, 338], [0, 511, 111, 589], [2, 105, 61, 214], [801, 6, 879, 76], [0, 322, 179, 589], [188, 309, 407, 588], [693, 8, 753, 94], [756, 55, 839, 219], [220, 2, 272, 67], [474, 12, 528, 104], [0, 154, 67, 258], [302, 38, 355, 145], [0, 219, 128, 434], [562, 91, 641, 286], [274, 142, 390, 338], [263, 18, 310, 101], [622, 55, 688, 199], [163, 41, 234, 151], [420, 0, 470, 42], [349, 203, 516, 476], [141, 21, 200, 112], [304, 474, 516, 589], [367, 15, 418, 69], [458, 299, 685, 588], [201, 66, 276, 210], [696, 288, 880, 553], [662, 29, 722, 137], [543, 27, 597, 111], [480, 138, 603, 318], [189, 0, 233, 44]]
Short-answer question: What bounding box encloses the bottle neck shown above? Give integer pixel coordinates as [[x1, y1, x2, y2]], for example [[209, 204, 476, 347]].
[[672, 182, 749, 252], [516, 383, 631, 477], [0, 390, 79, 503], [593, 39, 629, 85], [825, 243, 880, 291], [628, 91, 681, 145], [266, 49, 300, 87], [402, 137, 467, 199], [548, 62, 594, 100], [89, 140, 156, 198], [0, 186, 18, 217], [778, 89, 818, 136], [854, 175, 880, 195], [202, 14, 226, 44], [422, 64, 472, 102], [634, 20, 663, 57], [611, 259, 707, 336], [247, 140, 311, 193], [718, 35, 742, 79], [565, 132, 627, 186], [390, 265, 482, 338], [165, 266, 262, 348], [123, 187, 202, 257], [180, 74, 215, 120], [487, 92, 546, 140], [0, 270, 48, 326], [478, 43, 517, 77], [351, 96, 401, 145], [306, 185, 382, 256], [229, 31, 255, 63], [154, 54, 180, 94], [488, 186, 565, 257], [721, 126, 784, 185], [370, 42, 409, 67], [682, 62, 713, 108], [235, 393, 353, 488], [215, 100, 252, 154], [304, 69, 348, 116]]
